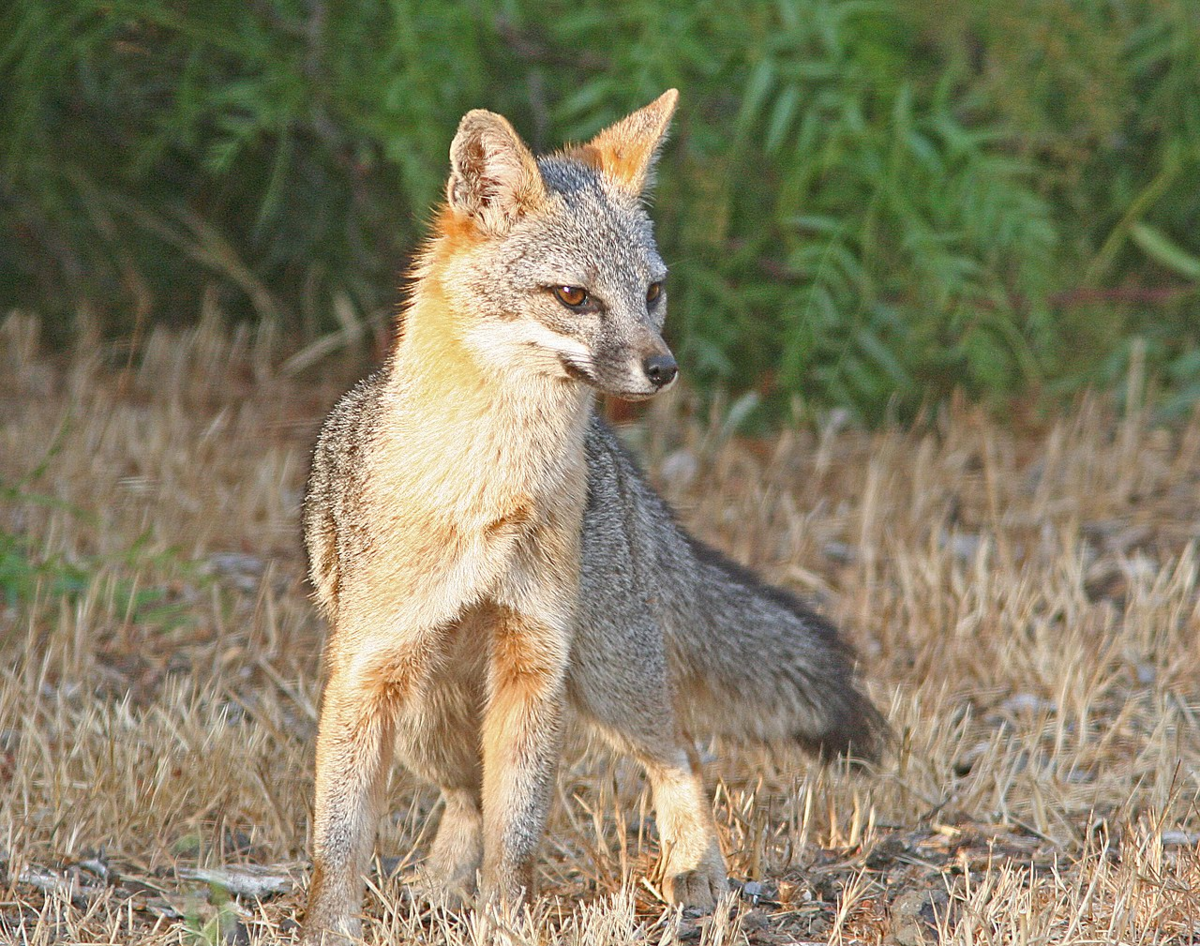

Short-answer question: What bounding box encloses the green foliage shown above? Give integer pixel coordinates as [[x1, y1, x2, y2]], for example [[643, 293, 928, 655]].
[[0, 530, 89, 610], [2, 0, 1198, 420], [0, 508, 196, 630], [1, 430, 197, 625], [183, 882, 241, 946], [0, 422, 90, 608]]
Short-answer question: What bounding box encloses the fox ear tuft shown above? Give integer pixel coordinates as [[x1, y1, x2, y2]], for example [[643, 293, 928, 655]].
[[447, 110, 548, 235], [585, 89, 678, 196]]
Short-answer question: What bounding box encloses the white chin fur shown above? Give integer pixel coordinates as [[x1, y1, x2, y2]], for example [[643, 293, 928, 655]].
[[464, 321, 596, 381]]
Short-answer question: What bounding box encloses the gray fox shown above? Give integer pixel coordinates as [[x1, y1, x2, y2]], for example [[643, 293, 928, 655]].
[[300, 89, 882, 943]]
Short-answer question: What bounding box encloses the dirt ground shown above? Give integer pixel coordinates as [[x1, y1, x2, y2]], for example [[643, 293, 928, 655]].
[[2, 312, 1199, 944]]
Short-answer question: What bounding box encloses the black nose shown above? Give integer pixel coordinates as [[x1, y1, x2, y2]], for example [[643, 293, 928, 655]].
[[643, 353, 678, 389]]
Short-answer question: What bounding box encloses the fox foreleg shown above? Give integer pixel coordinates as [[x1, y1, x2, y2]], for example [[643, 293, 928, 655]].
[[302, 636, 432, 944], [480, 559, 574, 905]]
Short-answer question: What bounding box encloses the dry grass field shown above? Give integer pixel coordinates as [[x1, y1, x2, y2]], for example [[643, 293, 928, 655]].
[[2, 312, 1199, 944]]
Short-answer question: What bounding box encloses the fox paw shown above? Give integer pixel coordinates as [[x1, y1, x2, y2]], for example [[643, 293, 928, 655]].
[[664, 867, 728, 913], [409, 792, 482, 911], [657, 844, 729, 913], [401, 868, 475, 912], [298, 915, 360, 946]]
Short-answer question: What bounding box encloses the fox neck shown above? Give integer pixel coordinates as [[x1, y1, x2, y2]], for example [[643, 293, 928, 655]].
[[382, 276, 594, 499]]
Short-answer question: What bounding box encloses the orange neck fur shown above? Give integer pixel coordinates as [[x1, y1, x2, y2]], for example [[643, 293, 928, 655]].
[[379, 220, 593, 503]]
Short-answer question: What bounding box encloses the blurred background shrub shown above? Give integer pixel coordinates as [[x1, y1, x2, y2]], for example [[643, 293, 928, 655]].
[[2, 0, 1198, 421]]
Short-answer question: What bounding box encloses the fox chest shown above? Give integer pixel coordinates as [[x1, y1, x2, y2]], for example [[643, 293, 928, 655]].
[[345, 445, 586, 630]]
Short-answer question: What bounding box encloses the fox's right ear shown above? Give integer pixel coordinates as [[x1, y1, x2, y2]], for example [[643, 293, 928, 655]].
[[447, 110, 548, 236]]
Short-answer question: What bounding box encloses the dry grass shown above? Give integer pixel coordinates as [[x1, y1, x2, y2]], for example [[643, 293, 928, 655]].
[[2, 311, 1199, 945]]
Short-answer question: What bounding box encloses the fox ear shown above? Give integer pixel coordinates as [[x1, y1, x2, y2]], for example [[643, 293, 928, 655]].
[[447, 110, 548, 235], [584, 89, 678, 196]]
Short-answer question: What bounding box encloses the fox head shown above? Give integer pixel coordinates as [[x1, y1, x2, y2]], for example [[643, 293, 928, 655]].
[[424, 90, 679, 401]]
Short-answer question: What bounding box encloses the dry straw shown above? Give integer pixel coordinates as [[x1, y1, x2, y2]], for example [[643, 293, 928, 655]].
[[1, 313, 1198, 944]]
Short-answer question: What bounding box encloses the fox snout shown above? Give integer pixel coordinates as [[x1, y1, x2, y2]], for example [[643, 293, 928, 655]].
[[644, 352, 678, 390], [593, 331, 677, 401]]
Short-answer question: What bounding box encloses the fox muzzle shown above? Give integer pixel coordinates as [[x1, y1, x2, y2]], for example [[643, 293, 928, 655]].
[[643, 353, 678, 390]]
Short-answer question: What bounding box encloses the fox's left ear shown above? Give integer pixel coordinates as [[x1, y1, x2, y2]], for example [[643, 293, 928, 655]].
[[584, 89, 678, 197]]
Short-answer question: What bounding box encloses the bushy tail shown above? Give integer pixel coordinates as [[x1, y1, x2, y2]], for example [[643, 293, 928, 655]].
[[583, 417, 884, 763], [665, 534, 885, 761]]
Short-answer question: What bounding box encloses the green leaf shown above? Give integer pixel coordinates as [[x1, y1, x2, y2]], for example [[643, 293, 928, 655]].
[[1129, 222, 1200, 281]]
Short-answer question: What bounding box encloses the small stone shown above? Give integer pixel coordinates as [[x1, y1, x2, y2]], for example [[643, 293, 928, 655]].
[[741, 880, 765, 903], [741, 909, 770, 931], [889, 888, 949, 946]]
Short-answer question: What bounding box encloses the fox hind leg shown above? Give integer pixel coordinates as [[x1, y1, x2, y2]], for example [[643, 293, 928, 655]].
[[598, 714, 728, 910], [423, 788, 483, 904], [567, 624, 728, 911], [641, 742, 728, 911], [392, 623, 487, 906]]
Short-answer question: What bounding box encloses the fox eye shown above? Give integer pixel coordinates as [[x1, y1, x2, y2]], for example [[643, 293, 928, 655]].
[[646, 281, 664, 304], [553, 286, 589, 308]]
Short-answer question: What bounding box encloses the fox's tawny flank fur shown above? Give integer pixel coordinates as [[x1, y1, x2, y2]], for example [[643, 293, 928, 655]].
[[300, 90, 882, 943]]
